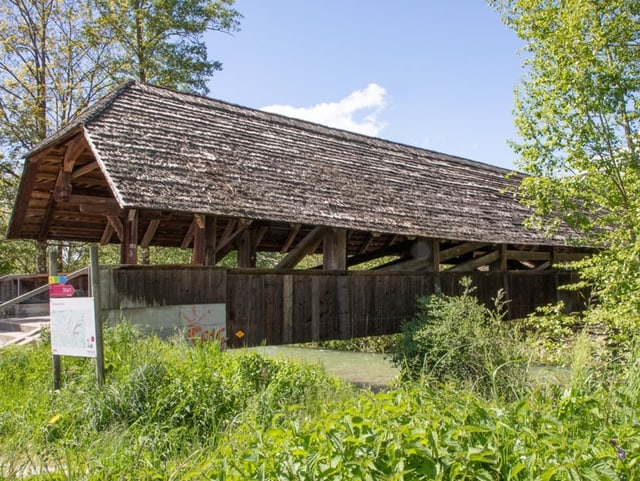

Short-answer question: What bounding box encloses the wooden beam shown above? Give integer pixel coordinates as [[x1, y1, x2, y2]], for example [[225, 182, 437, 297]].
[[193, 219, 206, 264], [377, 238, 439, 272], [495, 244, 508, 271], [323, 228, 347, 270], [52, 135, 87, 203], [256, 225, 268, 246], [204, 215, 217, 266], [140, 219, 160, 249], [100, 223, 114, 245], [431, 238, 440, 272], [71, 161, 99, 180], [378, 255, 431, 272], [358, 233, 375, 255], [67, 194, 119, 207], [7, 160, 39, 238], [347, 240, 413, 268], [280, 223, 302, 253], [216, 219, 253, 254], [106, 215, 123, 241], [53, 170, 72, 202], [449, 250, 501, 272], [120, 209, 138, 264], [37, 196, 57, 242], [79, 203, 123, 216], [440, 242, 488, 263], [276, 226, 328, 269], [181, 217, 198, 249], [238, 227, 257, 267], [64, 135, 87, 170], [506, 250, 552, 262], [217, 219, 238, 249], [385, 234, 400, 247]]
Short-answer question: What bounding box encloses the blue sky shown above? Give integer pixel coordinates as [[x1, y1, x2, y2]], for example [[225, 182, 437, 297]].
[[205, 2, 525, 170]]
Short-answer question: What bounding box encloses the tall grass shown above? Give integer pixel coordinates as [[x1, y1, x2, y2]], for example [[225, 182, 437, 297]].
[[1, 322, 639, 479]]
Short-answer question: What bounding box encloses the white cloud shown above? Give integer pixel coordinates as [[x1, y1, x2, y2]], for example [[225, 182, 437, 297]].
[[261, 83, 388, 136]]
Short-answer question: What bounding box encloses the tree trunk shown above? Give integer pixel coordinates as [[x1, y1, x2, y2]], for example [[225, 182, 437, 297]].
[[35, 241, 47, 274]]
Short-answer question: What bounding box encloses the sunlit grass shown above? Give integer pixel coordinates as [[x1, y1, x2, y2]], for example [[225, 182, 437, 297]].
[[1, 322, 639, 479]]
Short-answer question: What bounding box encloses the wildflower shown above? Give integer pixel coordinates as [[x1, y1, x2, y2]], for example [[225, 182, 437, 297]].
[[48, 414, 62, 425]]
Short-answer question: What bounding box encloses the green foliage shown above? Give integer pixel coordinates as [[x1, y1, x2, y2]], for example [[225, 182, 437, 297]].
[[90, 0, 241, 94], [0, 0, 242, 274], [2, 321, 640, 479], [522, 302, 586, 365], [490, 0, 640, 345], [391, 278, 527, 400]]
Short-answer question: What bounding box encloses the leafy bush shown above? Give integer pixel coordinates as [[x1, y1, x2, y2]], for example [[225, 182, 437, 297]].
[[4, 320, 640, 479], [391, 278, 527, 399]]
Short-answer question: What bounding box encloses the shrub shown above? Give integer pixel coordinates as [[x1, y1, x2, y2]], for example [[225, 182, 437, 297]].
[[391, 278, 527, 399]]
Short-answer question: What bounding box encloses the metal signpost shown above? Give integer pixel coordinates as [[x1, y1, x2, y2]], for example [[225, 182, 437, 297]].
[[49, 246, 104, 388]]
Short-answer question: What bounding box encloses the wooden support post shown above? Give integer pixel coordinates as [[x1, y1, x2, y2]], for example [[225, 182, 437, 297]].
[[491, 244, 508, 271], [90, 246, 105, 386], [192, 215, 206, 264], [499, 244, 508, 271], [238, 226, 257, 267], [204, 215, 217, 266], [282, 275, 293, 344], [323, 228, 347, 270], [410, 237, 432, 259], [431, 239, 440, 272], [49, 249, 61, 390], [120, 209, 138, 264]]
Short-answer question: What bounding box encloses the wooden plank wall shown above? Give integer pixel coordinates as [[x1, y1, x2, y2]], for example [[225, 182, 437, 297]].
[[98, 267, 584, 347]]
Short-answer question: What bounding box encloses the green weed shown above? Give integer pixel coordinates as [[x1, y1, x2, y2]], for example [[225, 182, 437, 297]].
[[2, 321, 640, 479]]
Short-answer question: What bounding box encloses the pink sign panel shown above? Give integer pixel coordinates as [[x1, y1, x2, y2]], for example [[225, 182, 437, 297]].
[[49, 283, 75, 298]]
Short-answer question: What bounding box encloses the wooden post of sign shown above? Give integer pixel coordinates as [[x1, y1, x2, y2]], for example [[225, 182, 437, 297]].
[[49, 249, 61, 390], [90, 246, 105, 386]]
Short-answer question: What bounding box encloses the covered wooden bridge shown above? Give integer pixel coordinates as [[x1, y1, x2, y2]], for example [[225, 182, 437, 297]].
[[7, 81, 591, 345]]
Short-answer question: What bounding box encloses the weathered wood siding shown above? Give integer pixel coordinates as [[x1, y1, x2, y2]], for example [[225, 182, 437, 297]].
[[98, 267, 583, 347]]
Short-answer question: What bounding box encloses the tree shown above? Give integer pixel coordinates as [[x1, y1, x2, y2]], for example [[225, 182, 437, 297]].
[[0, 0, 115, 273], [0, 0, 241, 273], [90, 0, 241, 94], [490, 0, 640, 338]]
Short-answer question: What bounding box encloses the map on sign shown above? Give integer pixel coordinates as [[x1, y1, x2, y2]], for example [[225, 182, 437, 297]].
[[50, 297, 97, 358]]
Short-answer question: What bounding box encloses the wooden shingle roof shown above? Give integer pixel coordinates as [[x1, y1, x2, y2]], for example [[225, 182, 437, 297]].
[[9, 81, 577, 249]]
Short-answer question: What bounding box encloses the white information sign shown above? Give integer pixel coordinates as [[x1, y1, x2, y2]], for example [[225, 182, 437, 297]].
[[50, 297, 97, 358]]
